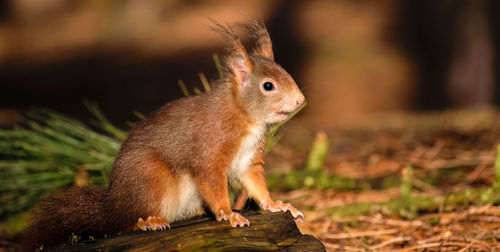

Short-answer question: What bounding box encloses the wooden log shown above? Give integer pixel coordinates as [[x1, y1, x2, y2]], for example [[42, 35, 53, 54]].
[[59, 211, 325, 251]]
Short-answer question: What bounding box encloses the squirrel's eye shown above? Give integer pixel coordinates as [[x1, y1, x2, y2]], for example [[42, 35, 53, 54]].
[[263, 82, 274, 91]]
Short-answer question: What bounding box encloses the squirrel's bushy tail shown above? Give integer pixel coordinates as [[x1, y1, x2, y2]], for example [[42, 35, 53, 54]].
[[22, 187, 106, 251]]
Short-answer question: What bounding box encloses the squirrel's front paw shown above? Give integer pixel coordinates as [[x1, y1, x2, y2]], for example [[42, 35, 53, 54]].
[[261, 200, 304, 222], [216, 210, 250, 227]]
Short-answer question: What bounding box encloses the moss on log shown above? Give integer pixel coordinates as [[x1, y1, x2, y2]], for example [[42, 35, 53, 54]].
[[59, 211, 325, 251]]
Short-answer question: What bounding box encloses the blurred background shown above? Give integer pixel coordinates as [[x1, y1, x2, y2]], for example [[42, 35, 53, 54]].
[[1, 0, 499, 127], [2, 0, 500, 250]]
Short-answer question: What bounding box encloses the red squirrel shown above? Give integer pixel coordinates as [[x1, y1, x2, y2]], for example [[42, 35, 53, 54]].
[[23, 20, 305, 251]]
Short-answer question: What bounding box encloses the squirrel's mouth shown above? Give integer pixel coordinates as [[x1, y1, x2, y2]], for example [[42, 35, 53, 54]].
[[277, 111, 291, 118]]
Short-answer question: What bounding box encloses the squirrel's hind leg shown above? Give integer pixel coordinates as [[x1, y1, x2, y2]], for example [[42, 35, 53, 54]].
[[110, 150, 179, 233]]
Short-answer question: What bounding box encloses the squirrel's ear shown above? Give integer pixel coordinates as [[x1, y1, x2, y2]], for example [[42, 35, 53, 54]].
[[239, 19, 274, 60], [227, 52, 252, 87], [208, 19, 252, 87]]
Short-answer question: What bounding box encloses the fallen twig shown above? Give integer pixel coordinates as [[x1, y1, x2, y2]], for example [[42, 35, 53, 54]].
[[321, 228, 399, 239], [356, 216, 424, 227], [370, 236, 410, 250]]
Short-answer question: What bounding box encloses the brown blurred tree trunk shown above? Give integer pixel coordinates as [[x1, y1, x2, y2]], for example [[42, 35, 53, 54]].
[[489, 1, 500, 104], [395, 0, 498, 108], [447, 0, 493, 107], [0, 0, 10, 20]]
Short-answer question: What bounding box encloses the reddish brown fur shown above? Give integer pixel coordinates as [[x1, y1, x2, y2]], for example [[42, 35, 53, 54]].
[[23, 19, 304, 250], [22, 187, 106, 251]]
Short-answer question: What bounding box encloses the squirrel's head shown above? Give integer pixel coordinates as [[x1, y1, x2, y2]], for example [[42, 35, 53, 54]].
[[211, 19, 305, 125]]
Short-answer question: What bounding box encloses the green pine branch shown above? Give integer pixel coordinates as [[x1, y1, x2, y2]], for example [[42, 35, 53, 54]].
[[0, 108, 122, 218]]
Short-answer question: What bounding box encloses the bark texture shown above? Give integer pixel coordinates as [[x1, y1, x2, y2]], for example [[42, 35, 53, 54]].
[[58, 211, 325, 252]]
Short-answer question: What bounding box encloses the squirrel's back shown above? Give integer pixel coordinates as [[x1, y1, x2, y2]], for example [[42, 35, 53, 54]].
[[115, 85, 251, 174]]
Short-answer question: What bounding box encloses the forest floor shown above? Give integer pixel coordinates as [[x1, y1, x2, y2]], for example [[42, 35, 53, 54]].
[[270, 107, 500, 251]]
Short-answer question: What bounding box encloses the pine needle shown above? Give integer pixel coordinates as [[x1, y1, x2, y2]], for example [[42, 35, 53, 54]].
[[177, 79, 190, 97], [199, 73, 211, 92], [0, 108, 122, 217]]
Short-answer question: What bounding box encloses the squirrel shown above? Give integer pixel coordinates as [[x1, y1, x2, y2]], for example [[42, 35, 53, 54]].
[[22, 19, 305, 251]]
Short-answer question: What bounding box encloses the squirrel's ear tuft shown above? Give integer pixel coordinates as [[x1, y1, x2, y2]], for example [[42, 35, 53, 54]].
[[239, 19, 274, 61], [208, 19, 252, 87]]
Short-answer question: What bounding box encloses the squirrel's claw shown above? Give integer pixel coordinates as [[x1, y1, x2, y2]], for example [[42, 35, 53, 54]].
[[293, 210, 305, 219], [135, 216, 170, 231], [261, 200, 304, 221], [230, 212, 250, 227], [216, 210, 250, 227]]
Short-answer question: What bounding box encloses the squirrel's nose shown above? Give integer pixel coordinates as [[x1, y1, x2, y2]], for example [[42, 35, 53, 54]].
[[296, 94, 305, 108]]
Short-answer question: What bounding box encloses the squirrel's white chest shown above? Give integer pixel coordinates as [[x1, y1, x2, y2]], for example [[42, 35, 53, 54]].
[[229, 124, 266, 179]]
